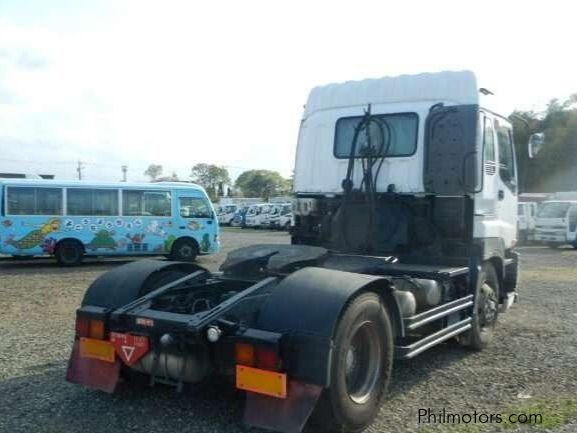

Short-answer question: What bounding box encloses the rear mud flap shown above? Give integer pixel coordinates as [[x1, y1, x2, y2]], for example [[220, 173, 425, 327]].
[[244, 380, 323, 433], [66, 340, 121, 393]]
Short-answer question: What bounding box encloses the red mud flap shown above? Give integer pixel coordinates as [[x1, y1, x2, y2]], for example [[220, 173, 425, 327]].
[[244, 380, 323, 433], [66, 340, 121, 393]]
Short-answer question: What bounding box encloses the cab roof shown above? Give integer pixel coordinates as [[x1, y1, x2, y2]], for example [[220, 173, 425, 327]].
[[303, 70, 479, 118], [0, 179, 206, 192]]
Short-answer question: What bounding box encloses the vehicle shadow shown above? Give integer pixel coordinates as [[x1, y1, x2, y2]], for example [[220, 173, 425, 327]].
[[0, 256, 166, 275], [0, 343, 473, 433]]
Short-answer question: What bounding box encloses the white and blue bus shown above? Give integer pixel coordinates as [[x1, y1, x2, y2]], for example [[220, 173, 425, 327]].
[[0, 180, 219, 265]]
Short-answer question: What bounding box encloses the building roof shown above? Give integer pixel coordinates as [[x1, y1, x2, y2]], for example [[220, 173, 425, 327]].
[[303, 70, 479, 118]]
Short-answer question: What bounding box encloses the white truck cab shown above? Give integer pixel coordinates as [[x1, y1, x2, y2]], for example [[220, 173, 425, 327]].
[[266, 203, 293, 229], [534, 201, 577, 248], [244, 203, 272, 228], [217, 204, 238, 226], [292, 71, 522, 298]]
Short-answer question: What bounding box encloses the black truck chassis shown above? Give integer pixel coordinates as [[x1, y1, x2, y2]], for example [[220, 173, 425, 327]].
[[66, 244, 517, 433]]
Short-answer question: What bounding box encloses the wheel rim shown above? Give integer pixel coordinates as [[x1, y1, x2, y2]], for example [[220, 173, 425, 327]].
[[478, 283, 497, 329], [344, 321, 381, 404], [62, 246, 79, 262], [179, 244, 194, 258]]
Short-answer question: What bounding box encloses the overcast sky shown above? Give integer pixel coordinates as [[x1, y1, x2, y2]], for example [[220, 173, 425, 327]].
[[0, 0, 575, 181]]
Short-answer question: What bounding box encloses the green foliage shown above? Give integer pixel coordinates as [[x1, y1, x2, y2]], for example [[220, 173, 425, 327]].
[[144, 164, 163, 181], [200, 233, 211, 252], [234, 169, 292, 199], [190, 164, 231, 202], [157, 171, 180, 182], [511, 95, 577, 192]]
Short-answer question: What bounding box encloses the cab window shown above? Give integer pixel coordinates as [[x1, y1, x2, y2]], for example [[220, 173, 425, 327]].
[[483, 117, 496, 166], [179, 197, 212, 218], [495, 121, 516, 189]]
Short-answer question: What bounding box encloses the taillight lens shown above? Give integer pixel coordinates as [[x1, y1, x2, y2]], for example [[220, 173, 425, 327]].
[[235, 343, 281, 371], [235, 343, 255, 367], [255, 346, 281, 371], [75, 317, 89, 338], [75, 317, 105, 340]]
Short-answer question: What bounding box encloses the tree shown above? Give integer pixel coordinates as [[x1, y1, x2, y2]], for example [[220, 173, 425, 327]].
[[157, 171, 180, 182], [144, 164, 163, 181], [190, 164, 231, 201], [235, 169, 292, 199], [510, 95, 577, 193]]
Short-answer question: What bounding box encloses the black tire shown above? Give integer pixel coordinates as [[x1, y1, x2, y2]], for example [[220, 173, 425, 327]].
[[458, 262, 500, 350], [170, 238, 198, 261], [55, 240, 84, 266], [312, 292, 393, 433]]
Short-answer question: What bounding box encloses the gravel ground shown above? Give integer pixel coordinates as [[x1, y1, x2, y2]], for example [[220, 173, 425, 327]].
[[0, 230, 576, 433]]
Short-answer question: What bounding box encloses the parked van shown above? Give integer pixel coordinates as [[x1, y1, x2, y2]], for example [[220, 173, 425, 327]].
[[0, 180, 219, 264], [244, 203, 272, 228], [266, 203, 293, 230], [217, 204, 238, 226], [534, 200, 577, 248], [517, 202, 538, 243]]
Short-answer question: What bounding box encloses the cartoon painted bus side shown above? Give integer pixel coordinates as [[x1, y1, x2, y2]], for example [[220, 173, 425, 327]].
[[0, 180, 219, 265]]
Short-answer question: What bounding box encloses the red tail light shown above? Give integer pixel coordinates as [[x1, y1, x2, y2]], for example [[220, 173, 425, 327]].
[[236, 343, 282, 372], [255, 346, 281, 371], [75, 317, 89, 338], [75, 316, 105, 340]]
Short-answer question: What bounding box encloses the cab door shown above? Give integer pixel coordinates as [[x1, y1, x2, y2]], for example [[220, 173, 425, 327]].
[[494, 117, 518, 248], [175, 192, 218, 253]]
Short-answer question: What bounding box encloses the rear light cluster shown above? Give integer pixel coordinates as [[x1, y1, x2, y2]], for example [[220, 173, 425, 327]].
[[235, 343, 281, 371], [75, 317, 106, 340]]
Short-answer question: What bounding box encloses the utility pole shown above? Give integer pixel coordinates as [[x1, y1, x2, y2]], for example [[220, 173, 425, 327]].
[[121, 165, 128, 182], [76, 161, 84, 180]]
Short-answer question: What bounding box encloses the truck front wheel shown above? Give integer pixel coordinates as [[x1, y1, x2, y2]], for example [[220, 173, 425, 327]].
[[313, 292, 393, 432], [459, 262, 500, 350]]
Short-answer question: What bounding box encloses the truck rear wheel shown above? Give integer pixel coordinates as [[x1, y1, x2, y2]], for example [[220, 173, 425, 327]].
[[313, 292, 393, 433], [459, 262, 500, 350], [170, 238, 198, 261]]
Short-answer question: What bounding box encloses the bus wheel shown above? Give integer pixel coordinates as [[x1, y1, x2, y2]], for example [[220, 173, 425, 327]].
[[170, 238, 198, 261], [458, 262, 499, 350], [312, 293, 393, 433], [55, 240, 84, 266]]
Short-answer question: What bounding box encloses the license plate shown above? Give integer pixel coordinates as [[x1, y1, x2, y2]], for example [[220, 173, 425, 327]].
[[109, 332, 150, 366], [236, 365, 287, 399], [79, 337, 116, 363]]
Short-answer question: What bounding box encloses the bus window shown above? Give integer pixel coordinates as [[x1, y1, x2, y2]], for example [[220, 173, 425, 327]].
[[7, 187, 63, 215], [67, 189, 119, 216], [123, 190, 171, 216], [179, 197, 212, 218]]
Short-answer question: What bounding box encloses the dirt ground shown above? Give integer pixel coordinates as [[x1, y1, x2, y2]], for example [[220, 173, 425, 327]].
[[0, 229, 576, 433]]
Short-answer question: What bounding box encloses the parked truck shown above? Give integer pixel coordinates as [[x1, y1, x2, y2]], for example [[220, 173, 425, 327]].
[[66, 71, 541, 433], [517, 201, 538, 243], [534, 200, 577, 248]]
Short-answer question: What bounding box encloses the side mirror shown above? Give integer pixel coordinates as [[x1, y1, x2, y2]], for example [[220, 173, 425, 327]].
[[528, 133, 545, 158]]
